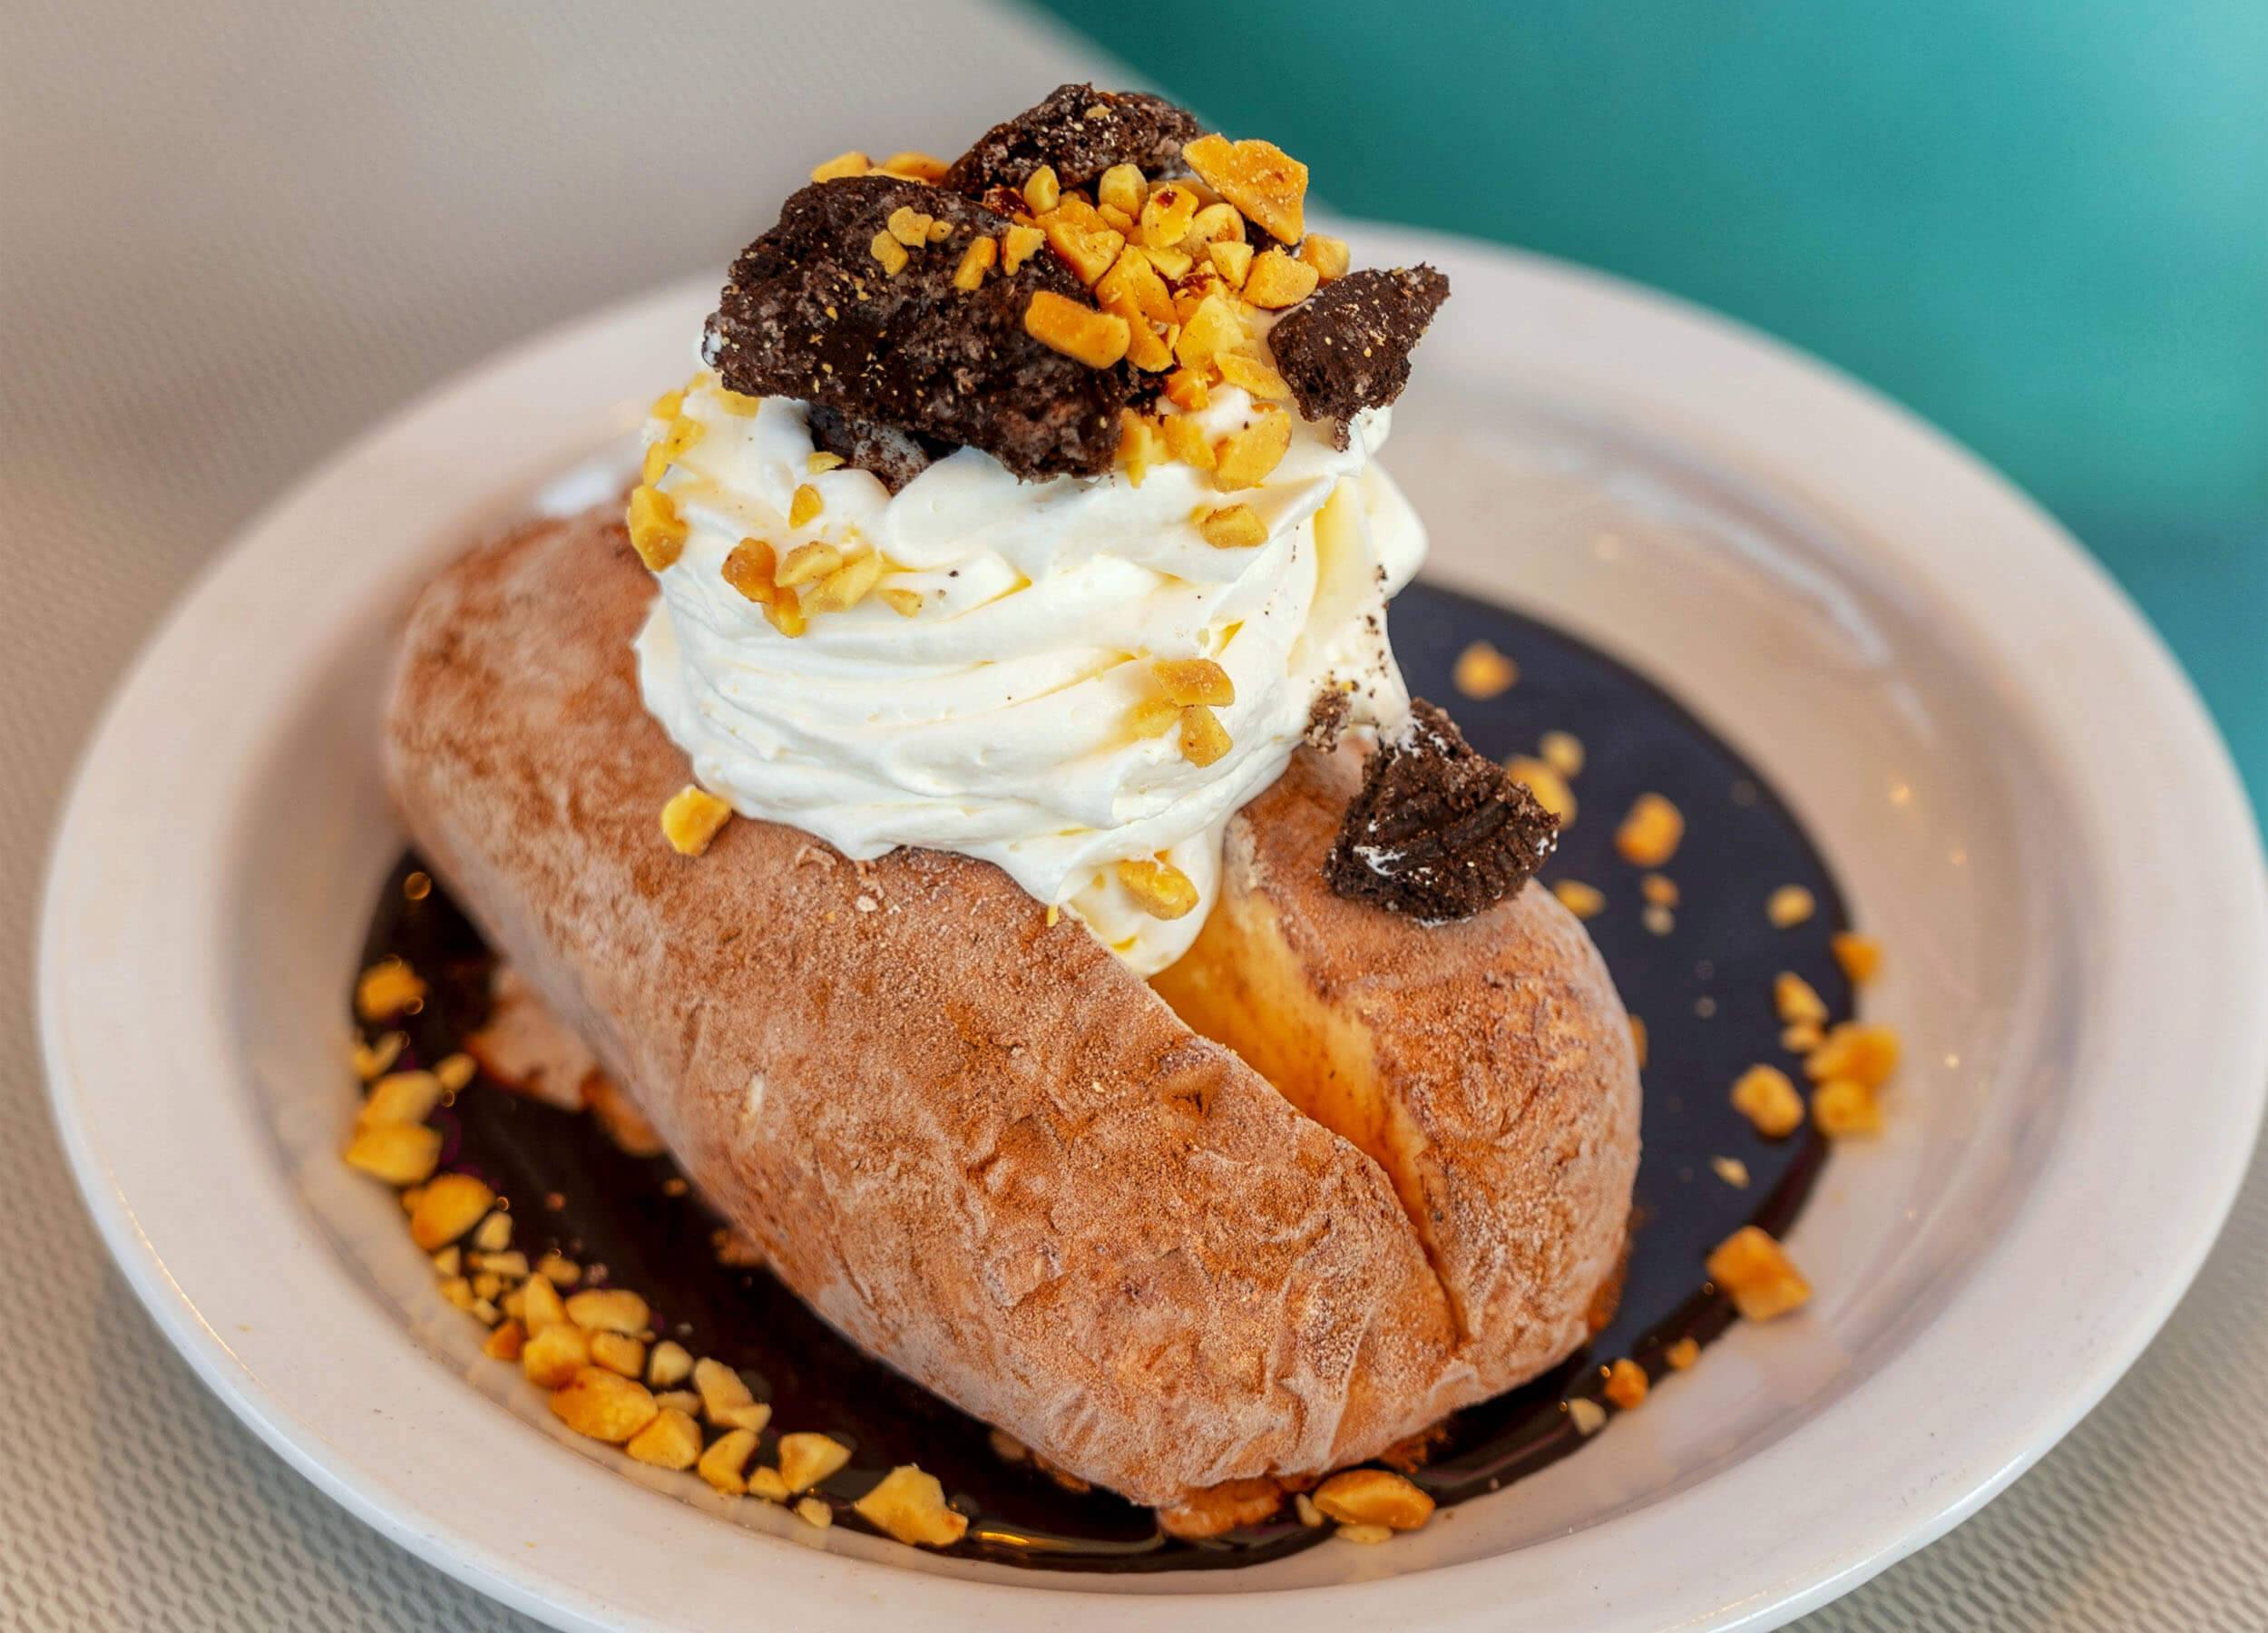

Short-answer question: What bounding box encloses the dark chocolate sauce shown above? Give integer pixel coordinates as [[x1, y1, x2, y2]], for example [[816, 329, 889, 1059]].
[[357, 581, 1850, 1571]]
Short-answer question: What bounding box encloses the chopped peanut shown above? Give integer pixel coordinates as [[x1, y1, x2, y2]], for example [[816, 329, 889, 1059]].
[[342, 1123, 441, 1187], [1313, 1468, 1434, 1531], [1001, 223, 1046, 274], [1118, 856, 1200, 919], [1616, 793, 1686, 867], [1568, 1397, 1607, 1435], [520, 1322, 591, 1388], [854, 1465, 969, 1548], [482, 1320, 525, 1362], [1207, 240, 1255, 288], [660, 786, 732, 857], [1298, 233, 1351, 280], [1452, 640, 1519, 699], [1214, 350, 1290, 399], [1805, 1022, 1901, 1087], [1097, 246, 1177, 326], [1665, 1335, 1701, 1370], [351, 1031, 404, 1081], [646, 1339, 693, 1390], [762, 588, 807, 639], [1506, 758, 1577, 826], [1178, 703, 1233, 768], [1163, 367, 1212, 412], [693, 1356, 770, 1433], [1139, 182, 1200, 249], [788, 484, 823, 529], [624, 1406, 702, 1472], [1707, 1226, 1812, 1321], [357, 1070, 443, 1129], [1213, 409, 1290, 489], [408, 1174, 495, 1253], [1154, 656, 1235, 707], [1161, 414, 1216, 470], [1336, 1522, 1393, 1545], [1117, 411, 1164, 484], [747, 1464, 792, 1503], [1712, 1155, 1752, 1188], [1731, 1064, 1805, 1138], [1766, 885, 1816, 928], [776, 542, 843, 588], [876, 150, 949, 183], [1831, 933, 1883, 984], [1540, 729, 1586, 777], [1813, 1077, 1884, 1137], [1021, 164, 1061, 214], [721, 538, 778, 604], [1182, 134, 1308, 241], [868, 230, 908, 276], [1198, 504, 1266, 548], [1173, 291, 1244, 368], [795, 1496, 833, 1529], [1142, 243, 1194, 279], [1098, 162, 1149, 217], [1040, 203, 1125, 285], [699, 1427, 758, 1495], [435, 1052, 476, 1093], [1604, 1358, 1648, 1410], [808, 549, 883, 611], [777, 1432, 853, 1492], [564, 1287, 650, 1335], [1126, 697, 1183, 739], [885, 204, 934, 249], [952, 233, 997, 290], [879, 585, 925, 618], [1628, 1014, 1648, 1068], [520, 1273, 568, 1333], [1024, 290, 1129, 367], [590, 1332, 647, 1378], [1182, 200, 1246, 249], [808, 150, 869, 183], [548, 1366, 659, 1443], [807, 450, 846, 474], [356, 959, 426, 1022], [1552, 879, 1607, 919], [1774, 971, 1829, 1026], [1242, 248, 1321, 308]]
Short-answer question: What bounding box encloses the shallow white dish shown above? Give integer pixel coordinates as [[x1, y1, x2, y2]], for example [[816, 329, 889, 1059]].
[[40, 226, 2268, 1630]]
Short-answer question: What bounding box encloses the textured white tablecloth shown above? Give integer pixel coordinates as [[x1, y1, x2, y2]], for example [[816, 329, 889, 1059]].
[[5, 3, 2262, 1626]]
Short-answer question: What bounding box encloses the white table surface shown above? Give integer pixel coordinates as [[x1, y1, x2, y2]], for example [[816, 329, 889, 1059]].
[[5, 3, 2262, 1626]]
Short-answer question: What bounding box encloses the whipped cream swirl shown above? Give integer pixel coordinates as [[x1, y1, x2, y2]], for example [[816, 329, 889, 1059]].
[[634, 370, 1426, 974]]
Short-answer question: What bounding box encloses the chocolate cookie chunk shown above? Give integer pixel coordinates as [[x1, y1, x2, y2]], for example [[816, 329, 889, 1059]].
[[704, 176, 1138, 480], [807, 403, 949, 493], [943, 83, 1200, 198], [1268, 266, 1450, 445], [1325, 699, 1557, 921]]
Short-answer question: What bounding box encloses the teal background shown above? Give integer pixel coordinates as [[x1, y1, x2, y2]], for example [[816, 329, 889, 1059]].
[[1034, 0, 2268, 811]]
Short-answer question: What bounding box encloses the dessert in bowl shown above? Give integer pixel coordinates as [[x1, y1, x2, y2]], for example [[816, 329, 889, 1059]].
[[349, 86, 1870, 1560]]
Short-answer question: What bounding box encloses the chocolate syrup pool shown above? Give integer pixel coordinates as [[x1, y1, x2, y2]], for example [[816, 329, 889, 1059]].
[[357, 581, 1849, 1572]]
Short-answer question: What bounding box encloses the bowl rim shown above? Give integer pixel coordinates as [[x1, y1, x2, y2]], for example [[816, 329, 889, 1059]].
[[38, 226, 2268, 1632]]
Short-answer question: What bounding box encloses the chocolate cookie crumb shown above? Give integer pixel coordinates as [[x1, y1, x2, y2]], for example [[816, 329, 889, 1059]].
[[1325, 699, 1557, 920], [943, 83, 1200, 198], [807, 404, 949, 493], [1305, 686, 1353, 750], [703, 176, 1137, 480], [1268, 266, 1450, 445]]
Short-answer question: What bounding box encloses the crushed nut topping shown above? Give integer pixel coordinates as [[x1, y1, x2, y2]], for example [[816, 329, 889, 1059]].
[[356, 958, 426, 1022], [1552, 878, 1607, 919], [1615, 792, 1685, 867], [1603, 1357, 1648, 1409], [549, 1366, 660, 1443], [1023, 288, 1130, 368], [1706, 1226, 1812, 1322], [853, 1465, 970, 1548], [1813, 1077, 1883, 1137], [1452, 640, 1519, 699], [1313, 1468, 1435, 1531], [1198, 503, 1266, 548], [1506, 756, 1577, 826], [1117, 856, 1200, 918], [1765, 884, 1816, 928], [1182, 133, 1308, 242], [1830, 932, 1883, 984], [1153, 656, 1234, 707], [1730, 1064, 1805, 1139], [660, 786, 732, 857]]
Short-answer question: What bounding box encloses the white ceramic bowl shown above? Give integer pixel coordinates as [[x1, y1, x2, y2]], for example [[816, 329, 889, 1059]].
[[40, 229, 2268, 1631]]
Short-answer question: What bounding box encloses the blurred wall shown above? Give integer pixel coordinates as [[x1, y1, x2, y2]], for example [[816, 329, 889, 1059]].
[[1036, 0, 2268, 804]]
